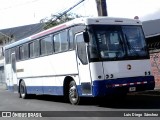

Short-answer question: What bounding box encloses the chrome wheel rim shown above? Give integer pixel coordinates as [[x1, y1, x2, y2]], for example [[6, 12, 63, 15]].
[[20, 83, 25, 97], [69, 84, 78, 103]]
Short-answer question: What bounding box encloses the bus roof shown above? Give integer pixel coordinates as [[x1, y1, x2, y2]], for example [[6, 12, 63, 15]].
[[4, 17, 141, 50], [31, 17, 141, 39]]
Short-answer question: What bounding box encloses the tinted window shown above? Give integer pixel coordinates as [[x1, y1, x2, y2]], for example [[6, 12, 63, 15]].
[[40, 35, 53, 55], [40, 38, 45, 55], [5, 49, 10, 64], [76, 34, 88, 64], [45, 35, 53, 54], [69, 29, 74, 49], [11, 53, 16, 72], [54, 34, 61, 53], [19, 46, 24, 60], [29, 42, 34, 58], [11, 48, 16, 54], [34, 40, 40, 57], [10, 48, 16, 64], [60, 30, 68, 51], [23, 44, 29, 59], [16, 47, 20, 61]]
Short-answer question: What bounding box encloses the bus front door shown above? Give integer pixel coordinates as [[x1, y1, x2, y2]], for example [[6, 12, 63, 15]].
[[75, 32, 92, 95]]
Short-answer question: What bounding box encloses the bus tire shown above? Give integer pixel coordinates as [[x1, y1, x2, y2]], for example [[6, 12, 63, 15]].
[[69, 80, 80, 105], [19, 80, 28, 99]]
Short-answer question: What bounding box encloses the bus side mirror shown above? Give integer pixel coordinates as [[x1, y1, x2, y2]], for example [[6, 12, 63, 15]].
[[83, 32, 89, 43]]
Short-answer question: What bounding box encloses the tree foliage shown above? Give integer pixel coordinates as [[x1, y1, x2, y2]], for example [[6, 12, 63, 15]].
[[40, 13, 82, 30]]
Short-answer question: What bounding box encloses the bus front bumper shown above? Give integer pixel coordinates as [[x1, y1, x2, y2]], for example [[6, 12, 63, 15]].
[[91, 76, 155, 97]]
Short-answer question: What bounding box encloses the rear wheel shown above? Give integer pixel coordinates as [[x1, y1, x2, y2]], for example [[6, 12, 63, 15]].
[[19, 80, 28, 99], [69, 81, 80, 105]]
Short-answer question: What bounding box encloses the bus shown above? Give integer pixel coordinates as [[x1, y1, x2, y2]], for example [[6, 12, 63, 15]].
[[4, 17, 155, 105]]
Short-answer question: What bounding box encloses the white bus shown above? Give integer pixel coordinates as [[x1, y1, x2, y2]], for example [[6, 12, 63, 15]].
[[4, 17, 155, 104]]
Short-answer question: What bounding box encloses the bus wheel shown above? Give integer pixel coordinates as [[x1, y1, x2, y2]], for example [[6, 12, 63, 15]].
[[19, 81, 28, 99], [69, 81, 80, 105]]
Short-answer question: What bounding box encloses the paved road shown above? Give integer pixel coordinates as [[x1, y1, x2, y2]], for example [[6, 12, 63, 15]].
[[0, 88, 160, 120]]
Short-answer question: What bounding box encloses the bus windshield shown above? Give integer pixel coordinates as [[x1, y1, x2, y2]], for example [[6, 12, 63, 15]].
[[89, 25, 148, 61]]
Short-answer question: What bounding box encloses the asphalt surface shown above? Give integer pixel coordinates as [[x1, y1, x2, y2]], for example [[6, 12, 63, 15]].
[[0, 84, 160, 120]]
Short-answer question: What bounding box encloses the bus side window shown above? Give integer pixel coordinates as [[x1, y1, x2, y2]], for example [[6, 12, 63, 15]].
[[16, 47, 20, 61], [34, 40, 40, 57], [29, 42, 34, 58], [54, 34, 61, 53], [8, 49, 11, 64], [40, 35, 53, 56], [11, 48, 15, 54], [45, 35, 53, 54], [10, 47, 16, 65], [40, 39, 45, 55], [5, 49, 10, 64], [19, 46, 24, 60], [23, 44, 29, 59], [69, 29, 74, 50], [60, 30, 68, 52]]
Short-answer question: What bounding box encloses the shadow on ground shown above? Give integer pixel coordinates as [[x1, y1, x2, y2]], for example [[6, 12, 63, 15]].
[[27, 93, 160, 109], [97, 94, 160, 109]]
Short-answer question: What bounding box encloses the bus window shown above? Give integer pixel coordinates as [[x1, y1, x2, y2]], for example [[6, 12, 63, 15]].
[[40, 35, 53, 55], [40, 39, 45, 55], [45, 35, 53, 54], [5, 49, 10, 64], [19, 46, 24, 60], [16, 47, 20, 61], [76, 34, 88, 64], [60, 30, 68, 52], [11, 47, 16, 54], [54, 34, 61, 53], [23, 44, 29, 59], [69, 29, 74, 50], [33, 40, 40, 57], [29, 42, 34, 58]]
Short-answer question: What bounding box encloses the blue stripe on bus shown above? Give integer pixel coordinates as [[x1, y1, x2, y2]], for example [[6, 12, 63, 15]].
[[91, 76, 155, 97], [7, 76, 155, 97], [26, 86, 63, 95]]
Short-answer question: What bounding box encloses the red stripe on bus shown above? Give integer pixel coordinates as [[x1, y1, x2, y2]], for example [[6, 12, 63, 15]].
[[31, 24, 67, 39]]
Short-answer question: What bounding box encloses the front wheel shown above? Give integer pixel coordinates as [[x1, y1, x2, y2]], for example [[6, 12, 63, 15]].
[[69, 81, 80, 105], [19, 80, 28, 99]]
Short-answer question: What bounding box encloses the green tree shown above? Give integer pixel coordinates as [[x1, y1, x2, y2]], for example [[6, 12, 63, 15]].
[[40, 13, 82, 30]]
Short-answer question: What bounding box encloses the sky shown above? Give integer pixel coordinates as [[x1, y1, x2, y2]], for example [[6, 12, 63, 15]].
[[0, 0, 160, 30]]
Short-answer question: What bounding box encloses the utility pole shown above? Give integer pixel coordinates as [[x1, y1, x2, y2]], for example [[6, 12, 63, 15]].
[[95, 0, 108, 16]]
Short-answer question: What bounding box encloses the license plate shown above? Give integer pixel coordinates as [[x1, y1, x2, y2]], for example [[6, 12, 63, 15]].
[[129, 87, 136, 92]]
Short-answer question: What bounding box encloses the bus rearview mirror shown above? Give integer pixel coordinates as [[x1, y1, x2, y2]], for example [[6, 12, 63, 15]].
[[83, 32, 89, 43]]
